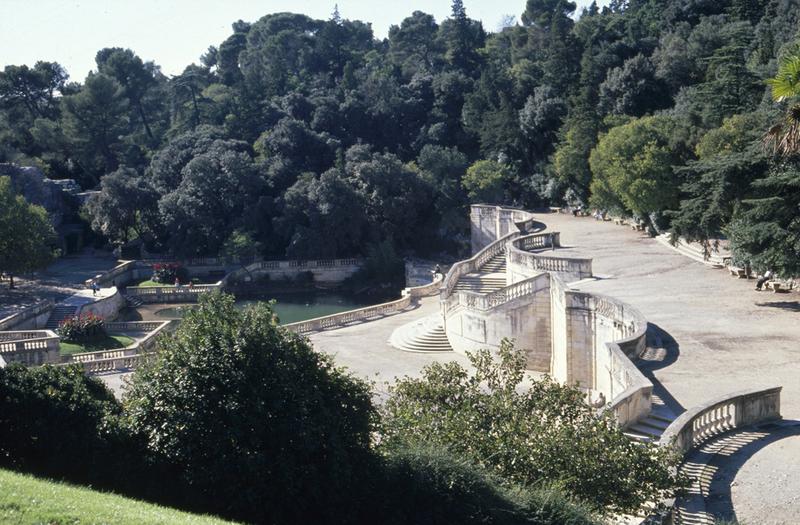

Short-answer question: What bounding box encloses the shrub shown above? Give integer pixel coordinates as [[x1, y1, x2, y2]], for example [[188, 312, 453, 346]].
[[151, 262, 189, 284], [381, 340, 683, 515], [58, 313, 105, 341], [123, 292, 377, 523], [374, 445, 601, 525], [0, 365, 125, 485]]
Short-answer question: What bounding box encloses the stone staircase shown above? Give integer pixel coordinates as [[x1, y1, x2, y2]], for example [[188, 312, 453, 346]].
[[45, 305, 78, 330], [452, 251, 507, 294], [622, 393, 675, 443], [389, 314, 453, 353], [125, 295, 144, 308]]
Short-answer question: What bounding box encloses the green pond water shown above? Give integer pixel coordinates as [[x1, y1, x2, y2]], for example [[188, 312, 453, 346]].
[[153, 292, 380, 324]]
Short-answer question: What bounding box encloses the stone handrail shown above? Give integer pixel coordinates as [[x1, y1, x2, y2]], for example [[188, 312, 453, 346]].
[[659, 386, 782, 455], [508, 233, 593, 282], [66, 320, 172, 365], [0, 330, 53, 342], [0, 300, 54, 331], [448, 274, 548, 313], [515, 232, 561, 251], [284, 274, 443, 335], [105, 321, 170, 333], [125, 282, 223, 303], [85, 260, 137, 287], [0, 330, 60, 366], [441, 231, 521, 300], [71, 354, 144, 374]]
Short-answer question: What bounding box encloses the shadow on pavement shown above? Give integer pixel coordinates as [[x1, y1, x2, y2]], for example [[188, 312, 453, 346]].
[[756, 300, 800, 312]]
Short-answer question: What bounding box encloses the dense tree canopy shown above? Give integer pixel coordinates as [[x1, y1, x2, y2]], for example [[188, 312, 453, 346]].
[[1, 0, 798, 271], [0, 176, 57, 287]]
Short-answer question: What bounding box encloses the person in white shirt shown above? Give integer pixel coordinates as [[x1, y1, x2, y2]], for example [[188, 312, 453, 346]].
[[755, 269, 773, 291]]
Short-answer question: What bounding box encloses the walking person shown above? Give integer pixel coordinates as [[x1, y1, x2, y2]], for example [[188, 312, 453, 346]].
[[90, 281, 99, 296]]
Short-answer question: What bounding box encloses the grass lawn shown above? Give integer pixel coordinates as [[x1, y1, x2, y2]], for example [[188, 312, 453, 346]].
[[59, 334, 135, 356], [133, 279, 169, 287], [0, 468, 237, 525]]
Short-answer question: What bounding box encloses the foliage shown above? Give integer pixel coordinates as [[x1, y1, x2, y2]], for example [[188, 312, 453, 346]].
[[376, 445, 601, 525], [0, 176, 57, 287], [123, 293, 377, 523], [0, 468, 237, 525], [58, 313, 106, 342], [150, 262, 189, 284], [463, 159, 510, 204], [1, 1, 799, 274], [0, 365, 126, 486], [381, 340, 683, 515], [84, 167, 158, 244], [589, 116, 683, 218], [729, 163, 800, 276]]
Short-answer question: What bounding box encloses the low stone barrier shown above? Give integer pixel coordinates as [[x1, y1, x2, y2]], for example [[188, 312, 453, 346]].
[[659, 387, 782, 455], [0, 300, 54, 331], [225, 257, 364, 286], [64, 321, 173, 364], [507, 232, 593, 283], [284, 274, 443, 335], [0, 329, 60, 366], [125, 283, 222, 303]]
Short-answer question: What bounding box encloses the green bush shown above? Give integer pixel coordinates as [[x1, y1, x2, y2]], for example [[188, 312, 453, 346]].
[[123, 292, 377, 524], [381, 340, 684, 515], [58, 313, 105, 341], [0, 365, 125, 485], [375, 445, 601, 525]]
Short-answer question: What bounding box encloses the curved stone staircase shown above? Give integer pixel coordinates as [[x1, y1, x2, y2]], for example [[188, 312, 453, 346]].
[[389, 314, 452, 352]]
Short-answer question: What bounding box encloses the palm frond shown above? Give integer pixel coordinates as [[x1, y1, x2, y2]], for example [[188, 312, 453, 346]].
[[767, 55, 800, 102]]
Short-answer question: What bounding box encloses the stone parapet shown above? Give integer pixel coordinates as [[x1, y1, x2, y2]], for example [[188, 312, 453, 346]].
[[659, 386, 782, 455]]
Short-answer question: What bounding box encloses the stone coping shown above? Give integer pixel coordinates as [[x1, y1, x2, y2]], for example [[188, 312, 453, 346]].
[[284, 274, 443, 335], [659, 386, 783, 454]]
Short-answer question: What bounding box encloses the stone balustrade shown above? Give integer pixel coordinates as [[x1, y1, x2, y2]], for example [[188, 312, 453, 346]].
[[441, 231, 521, 301], [516, 232, 561, 251], [64, 320, 172, 368], [0, 329, 60, 366], [85, 260, 139, 287], [451, 275, 543, 313], [285, 274, 443, 335], [508, 233, 592, 284], [72, 354, 144, 374], [125, 282, 222, 303], [659, 387, 782, 455]]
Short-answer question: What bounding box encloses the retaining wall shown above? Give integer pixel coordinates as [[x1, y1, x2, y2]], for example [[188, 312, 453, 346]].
[[0, 300, 54, 331]]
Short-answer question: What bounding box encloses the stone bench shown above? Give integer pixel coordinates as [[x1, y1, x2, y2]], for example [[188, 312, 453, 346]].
[[728, 266, 750, 279], [765, 280, 794, 293]]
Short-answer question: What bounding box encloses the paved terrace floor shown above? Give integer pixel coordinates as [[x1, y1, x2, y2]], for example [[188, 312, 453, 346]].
[[309, 297, 472, 401], [0, 250, 119, 318], [540, 212, 800, 420]]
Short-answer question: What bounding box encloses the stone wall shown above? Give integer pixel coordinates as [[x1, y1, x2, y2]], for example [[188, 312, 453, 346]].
[[77, 288, 126, 320], [444, 273, 553, 371], [0, 301, 54, 331]]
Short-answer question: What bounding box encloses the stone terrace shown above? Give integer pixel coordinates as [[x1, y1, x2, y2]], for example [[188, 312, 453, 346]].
[[539, 212, 800, 420]]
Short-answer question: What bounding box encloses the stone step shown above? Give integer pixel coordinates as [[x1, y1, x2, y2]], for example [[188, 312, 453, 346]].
[[389, 315, 453, 353], [45, 305, 78, 329]]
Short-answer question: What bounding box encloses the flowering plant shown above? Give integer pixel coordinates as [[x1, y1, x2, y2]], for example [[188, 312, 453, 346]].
[[58, 313, 106, 341], [152, 262, 189, 284]]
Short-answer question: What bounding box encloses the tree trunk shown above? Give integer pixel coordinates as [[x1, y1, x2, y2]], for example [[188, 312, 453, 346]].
[[136, 99, 154, 141]]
